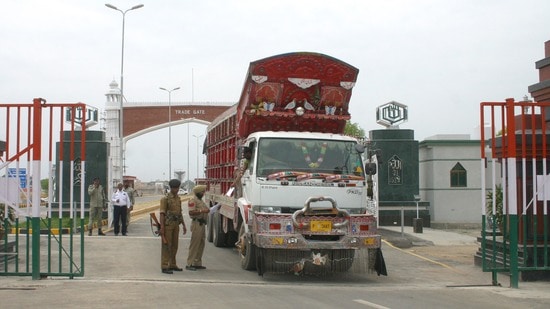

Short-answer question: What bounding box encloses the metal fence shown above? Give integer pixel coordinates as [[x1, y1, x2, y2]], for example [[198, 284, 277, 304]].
[[480, 98, 550, 288], [1, 98, 88, 279]]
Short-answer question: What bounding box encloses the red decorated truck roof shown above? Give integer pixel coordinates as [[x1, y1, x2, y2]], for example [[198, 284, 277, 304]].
[[235, 52, 359, 138]]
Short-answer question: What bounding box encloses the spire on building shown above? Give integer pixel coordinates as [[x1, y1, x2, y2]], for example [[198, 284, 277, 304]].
[[105, 79, 121, 105]]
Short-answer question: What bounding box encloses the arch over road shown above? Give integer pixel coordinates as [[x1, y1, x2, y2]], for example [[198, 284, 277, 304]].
[[122, 102, 233, 142]]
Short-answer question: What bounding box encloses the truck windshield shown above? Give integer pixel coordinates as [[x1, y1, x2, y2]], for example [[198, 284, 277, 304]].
[[256, 138, 364, 178]]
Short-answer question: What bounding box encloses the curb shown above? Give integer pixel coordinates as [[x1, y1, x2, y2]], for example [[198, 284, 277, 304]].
[[10, 228, 72, 235]]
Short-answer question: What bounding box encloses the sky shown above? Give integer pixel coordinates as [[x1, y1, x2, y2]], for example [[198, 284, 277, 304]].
[[1, 0, 550, 182]]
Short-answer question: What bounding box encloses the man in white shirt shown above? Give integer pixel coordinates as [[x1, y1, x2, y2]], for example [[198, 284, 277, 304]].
[[111, 183, 132, 236]]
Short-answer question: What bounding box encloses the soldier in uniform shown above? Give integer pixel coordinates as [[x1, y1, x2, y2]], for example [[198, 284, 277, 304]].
[[123, 182, 135, 229], [88, 177, 106, 236], [159, 179, 187, 274], [186, 185, 210, 271]]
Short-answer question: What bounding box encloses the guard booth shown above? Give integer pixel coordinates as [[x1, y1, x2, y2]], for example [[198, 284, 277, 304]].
[[1, 98, 91, 279], [480, 98, 550, 288]]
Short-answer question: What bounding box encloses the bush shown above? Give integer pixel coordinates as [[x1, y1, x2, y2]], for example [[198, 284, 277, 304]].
[[486, 184, 503, 229]]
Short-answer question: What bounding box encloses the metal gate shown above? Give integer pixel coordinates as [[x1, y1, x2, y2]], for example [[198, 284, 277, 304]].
[[480, 98, 550, 288], [1, 98, 88, 279]]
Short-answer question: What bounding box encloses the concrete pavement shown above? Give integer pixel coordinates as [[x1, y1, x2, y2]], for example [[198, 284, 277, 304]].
[[379, 225, 479, 248], [2, 195, 549, 306]]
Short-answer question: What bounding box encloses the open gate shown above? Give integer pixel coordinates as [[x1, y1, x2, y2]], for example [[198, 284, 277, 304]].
[[1, 98, 88, 279], [480, 98, 550, 288]]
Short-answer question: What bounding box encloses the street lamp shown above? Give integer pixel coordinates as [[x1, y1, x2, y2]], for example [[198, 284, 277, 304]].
[[159, 86, 181, 179], [105, 3, 144, 182], [193, 134, 204, 179]]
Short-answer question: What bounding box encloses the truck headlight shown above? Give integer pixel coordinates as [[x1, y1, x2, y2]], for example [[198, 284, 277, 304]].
[[256, 206, 282, 214]]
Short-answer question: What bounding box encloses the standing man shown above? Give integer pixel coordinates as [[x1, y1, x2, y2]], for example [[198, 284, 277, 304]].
[[231, 147, 252, 198], [88, 177, 106, 236], [124, 182, 135, 230], [111, 183, 131, 236], [159, 179, 187, 274], [186, 185, 209, 271]]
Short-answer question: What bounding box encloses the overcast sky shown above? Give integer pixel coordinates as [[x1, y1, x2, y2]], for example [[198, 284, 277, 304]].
[[2, 0, 550, 182]]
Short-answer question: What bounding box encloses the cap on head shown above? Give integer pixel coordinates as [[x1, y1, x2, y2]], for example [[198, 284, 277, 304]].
[[93, 177, 100, 181], [193, 185, 206, 194], [168, 179, 181, 188]]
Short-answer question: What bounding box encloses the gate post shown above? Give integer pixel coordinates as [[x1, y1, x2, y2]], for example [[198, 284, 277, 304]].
[[505, 98, 519, 288], [31, 98, 44, 280]]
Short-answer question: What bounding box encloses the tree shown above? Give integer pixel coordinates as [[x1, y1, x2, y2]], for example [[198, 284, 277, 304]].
[[344, 121, 365, 138], [41, 178, 49, 192]]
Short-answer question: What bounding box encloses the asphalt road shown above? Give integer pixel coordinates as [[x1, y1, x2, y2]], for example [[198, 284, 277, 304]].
[[1, 197, 549, 308]]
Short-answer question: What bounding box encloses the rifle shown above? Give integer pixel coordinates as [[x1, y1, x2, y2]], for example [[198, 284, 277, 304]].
[[149, 212, 167, 244]]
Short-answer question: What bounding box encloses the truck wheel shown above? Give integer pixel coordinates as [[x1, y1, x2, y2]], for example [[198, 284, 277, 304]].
[[226, 231, 238, 247], [331, 249, 355, 272], [239, 224, 256, 270], [212, 211, 227, 247], [207, 217, 213, 243]]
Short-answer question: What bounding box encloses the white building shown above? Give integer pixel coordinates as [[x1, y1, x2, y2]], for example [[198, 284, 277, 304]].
[[419, 134, 498, 228]]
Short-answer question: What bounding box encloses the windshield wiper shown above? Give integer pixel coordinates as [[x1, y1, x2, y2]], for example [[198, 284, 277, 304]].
[[266, 171, 306, 180], [325, 174, 365, 182], [296, 173, 333, 181]]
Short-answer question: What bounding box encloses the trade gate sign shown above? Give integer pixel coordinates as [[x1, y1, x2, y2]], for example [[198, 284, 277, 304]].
[[7, 167, 26, 189]]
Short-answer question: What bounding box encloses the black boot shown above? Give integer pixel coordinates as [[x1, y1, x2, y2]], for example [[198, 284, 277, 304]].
[[88, 229, 92, 236], [98, 229, 106, 236]]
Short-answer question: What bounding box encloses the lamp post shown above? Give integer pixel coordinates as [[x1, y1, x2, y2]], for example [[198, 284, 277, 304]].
[[187, 124, 190, 185], [159, 87, 180, 179], [105, 3, 144, 182], [193, 134, 204, 179]]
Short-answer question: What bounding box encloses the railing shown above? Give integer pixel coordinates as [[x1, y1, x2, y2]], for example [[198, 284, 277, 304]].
[[480, 98, 550, 288], [1, 98, 88, 279]]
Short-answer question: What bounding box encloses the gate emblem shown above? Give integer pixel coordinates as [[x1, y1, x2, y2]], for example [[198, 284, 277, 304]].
[[65, 105, 98, 128], [376, 101, 408, 128]]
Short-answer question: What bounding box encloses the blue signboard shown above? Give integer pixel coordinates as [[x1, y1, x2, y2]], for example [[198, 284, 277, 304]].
[[7, 168, 27, 189]]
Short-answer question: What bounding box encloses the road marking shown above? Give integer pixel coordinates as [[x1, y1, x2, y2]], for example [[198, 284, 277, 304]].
[[382, 239, 465, 274], [353, 299, 391, 308]]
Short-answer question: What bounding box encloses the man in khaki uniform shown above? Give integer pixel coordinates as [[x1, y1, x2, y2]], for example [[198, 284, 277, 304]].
[[88, 177, 106, 236], [159, 179, 187, 274], [186, 185, 209, 271], [124, 182, 135, 229]]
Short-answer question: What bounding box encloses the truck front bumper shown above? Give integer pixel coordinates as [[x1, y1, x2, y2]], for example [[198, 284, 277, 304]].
[[253, 233, 381, 250]]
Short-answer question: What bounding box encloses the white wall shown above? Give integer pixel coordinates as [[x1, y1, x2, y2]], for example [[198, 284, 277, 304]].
[[419, 136, 500, 226]]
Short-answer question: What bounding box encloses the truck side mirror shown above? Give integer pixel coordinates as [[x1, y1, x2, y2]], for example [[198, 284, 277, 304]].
[[355, 144, 365, 153], [364, 163, 377, 175]]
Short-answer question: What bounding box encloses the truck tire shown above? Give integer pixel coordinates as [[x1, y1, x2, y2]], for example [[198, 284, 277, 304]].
[[212, 211, 227, 247], [330, 249, 355, 272], [226, 230, 238, 247], [239, 224, 256, 270], [207, 218, 213, 242]]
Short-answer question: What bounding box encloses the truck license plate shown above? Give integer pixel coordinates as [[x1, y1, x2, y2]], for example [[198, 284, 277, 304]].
[[310, 220, 332, 232]]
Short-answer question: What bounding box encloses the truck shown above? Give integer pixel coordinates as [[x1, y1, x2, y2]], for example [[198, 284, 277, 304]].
[[204, 52, 385, 276]]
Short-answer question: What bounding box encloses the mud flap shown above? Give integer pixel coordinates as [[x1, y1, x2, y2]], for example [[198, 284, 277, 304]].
[[374, 248, 388, 276]]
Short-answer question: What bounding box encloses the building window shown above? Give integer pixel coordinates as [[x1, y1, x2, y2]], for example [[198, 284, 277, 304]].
[[450, 163, 467, 187]]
